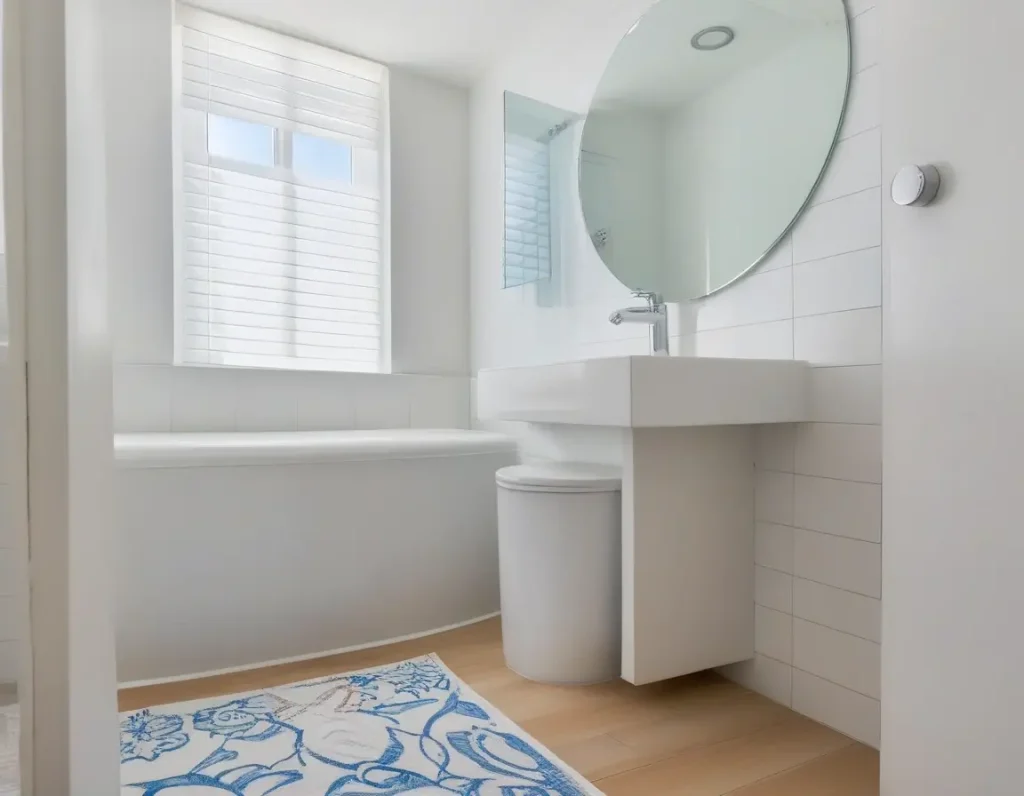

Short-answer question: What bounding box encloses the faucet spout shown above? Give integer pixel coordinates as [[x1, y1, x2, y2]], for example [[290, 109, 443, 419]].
[[609, 292, 670, 355]]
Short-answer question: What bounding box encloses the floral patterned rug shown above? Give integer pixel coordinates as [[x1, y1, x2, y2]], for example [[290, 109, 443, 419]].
[[120, 654, 603, 795]]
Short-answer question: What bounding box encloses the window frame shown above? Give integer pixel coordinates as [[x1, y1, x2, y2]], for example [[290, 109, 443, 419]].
[[170, 7, 392, 375]]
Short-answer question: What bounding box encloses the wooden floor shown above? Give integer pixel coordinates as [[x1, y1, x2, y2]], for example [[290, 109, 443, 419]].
[[120, 618, 879, 795]]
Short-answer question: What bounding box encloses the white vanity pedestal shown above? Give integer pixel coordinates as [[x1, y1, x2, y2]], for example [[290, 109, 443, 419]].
[[477, 355, 807, 685]]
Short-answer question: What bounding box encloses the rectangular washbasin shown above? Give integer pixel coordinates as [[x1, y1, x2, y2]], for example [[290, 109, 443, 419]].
[[476, 355, 807, 427]]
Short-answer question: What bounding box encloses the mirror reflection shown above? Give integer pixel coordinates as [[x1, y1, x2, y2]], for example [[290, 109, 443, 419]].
[[503, 92, 578, 294], [580, 0, 850, 301]]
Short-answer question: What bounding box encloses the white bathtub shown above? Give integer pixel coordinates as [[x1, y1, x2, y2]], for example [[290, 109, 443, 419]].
[[115, 429, 518, 684]]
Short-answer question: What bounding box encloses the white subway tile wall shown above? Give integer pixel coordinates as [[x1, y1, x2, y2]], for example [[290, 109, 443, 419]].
[[720, 4, 883, 746], [810, 128, 882, 207], [793, 248, 882, 318], [794, 528, 882, 599], [694, 268, 794, 332], [793, 669, 881, 748], [755, 565, 794, 614], [795, 422, 882, 484], [755, 523, 795, 574], [754, 605, 793, 665], [794, 475, 882, 543], [719, 653, 793, 707], [794, 307, 882, 366], [793, 578, 881, 644], [755, 470, 795, 526], [115, 364, 472, 433], [807, 365, 882, 425], [685, 319, 795, 361], [793, 618, 881, 699], [840, 65, 879, 141]]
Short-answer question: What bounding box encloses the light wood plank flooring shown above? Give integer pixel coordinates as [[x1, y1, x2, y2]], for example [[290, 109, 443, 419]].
[[119, 618, 879, 795]]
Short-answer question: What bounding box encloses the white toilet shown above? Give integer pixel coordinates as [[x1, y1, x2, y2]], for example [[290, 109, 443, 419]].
[[495, 462, 623, 684]]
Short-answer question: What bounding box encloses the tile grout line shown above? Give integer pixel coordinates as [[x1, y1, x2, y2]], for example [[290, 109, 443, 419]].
[[692, 304, 882, 337], [753, 594, 881, 646], [753, 565, 881, 602], [758, 467, 882, 487], [754, 652, 881, 703], [839, 121, 881, 143], [793, 243, 882, 267], [798, 183, 879, 211], [764, 520, 882, 545], [790, 240, 880, 266], [810, 180, 884, 210]]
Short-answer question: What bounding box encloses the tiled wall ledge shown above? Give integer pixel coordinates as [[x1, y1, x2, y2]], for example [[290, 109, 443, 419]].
[[114, 363, 472, 433]]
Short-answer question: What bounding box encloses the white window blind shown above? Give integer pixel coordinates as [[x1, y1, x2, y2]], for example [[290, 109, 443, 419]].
[[504, 133, 552, 288], [174, 6, 389, 372]]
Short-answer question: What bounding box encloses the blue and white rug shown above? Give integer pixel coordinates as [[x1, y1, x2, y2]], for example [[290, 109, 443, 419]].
[[120, 654, 603, 795]]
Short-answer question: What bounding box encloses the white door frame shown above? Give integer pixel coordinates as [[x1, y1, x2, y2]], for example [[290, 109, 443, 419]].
[[4, 0, 120, 790]]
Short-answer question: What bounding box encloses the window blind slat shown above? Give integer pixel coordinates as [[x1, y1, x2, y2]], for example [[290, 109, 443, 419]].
[[184, 265, 379, 301], [184, 279, 378, 315], [185, 315, 380, 342], [185, 250, 378, 280], [185, 218, 380, 254], [183, 255, 380, 289], [182, 93, 378, 146], [184, 163, 380, 208], [186, 302, 378, 329], [186, 238, 378, 270], [180, 24, 383, 95], [185, 200, 379, 237], [177, 6, 387, 372], [191, 334, 380, 361], [504, 132, 552, 288], [181, 56, 379, 117]]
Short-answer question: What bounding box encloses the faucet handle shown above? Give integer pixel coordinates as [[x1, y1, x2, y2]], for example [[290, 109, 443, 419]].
[[631, 290, 662, 307]]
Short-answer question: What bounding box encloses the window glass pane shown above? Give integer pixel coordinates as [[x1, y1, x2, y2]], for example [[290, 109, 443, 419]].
[[208, 114, 275, 166], [293, 132, 353, 182]]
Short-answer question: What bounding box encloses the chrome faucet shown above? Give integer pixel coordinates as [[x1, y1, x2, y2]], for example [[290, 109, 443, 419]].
[[609, 291, 670, 356]]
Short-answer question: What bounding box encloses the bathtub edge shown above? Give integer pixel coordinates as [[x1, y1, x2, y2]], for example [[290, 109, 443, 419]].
[[118, 611, 501, 690]]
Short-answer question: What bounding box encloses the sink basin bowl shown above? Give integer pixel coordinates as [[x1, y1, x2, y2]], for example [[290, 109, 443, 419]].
[[476, 356, 807, 427]]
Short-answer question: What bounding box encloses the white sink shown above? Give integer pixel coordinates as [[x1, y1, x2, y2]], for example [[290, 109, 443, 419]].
[[477, 355, 807, 427]]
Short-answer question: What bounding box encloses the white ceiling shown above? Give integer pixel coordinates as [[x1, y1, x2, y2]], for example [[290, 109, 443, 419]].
[[187, 0, 581, 85]]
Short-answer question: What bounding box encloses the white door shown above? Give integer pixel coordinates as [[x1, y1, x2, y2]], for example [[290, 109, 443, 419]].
[[882, 2, 1024, 793]]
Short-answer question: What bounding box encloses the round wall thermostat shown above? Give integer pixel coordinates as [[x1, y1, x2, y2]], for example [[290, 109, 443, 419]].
[[891, 164, 941, 207]]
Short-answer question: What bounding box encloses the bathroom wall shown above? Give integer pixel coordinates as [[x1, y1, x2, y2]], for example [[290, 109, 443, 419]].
[[470, 0, 882, 747], [104, 0, 473, 433]]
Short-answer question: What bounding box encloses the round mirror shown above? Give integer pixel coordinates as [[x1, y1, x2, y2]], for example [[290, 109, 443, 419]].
[[579, 0, 850, 301]]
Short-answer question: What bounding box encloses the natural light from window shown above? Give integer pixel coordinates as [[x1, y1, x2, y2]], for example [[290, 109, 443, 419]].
[[174, 7, 389, 373]]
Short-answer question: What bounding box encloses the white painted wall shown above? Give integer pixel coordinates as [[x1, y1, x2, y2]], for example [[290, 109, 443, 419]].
[[105, 0, 473, 433], [882, 1, 1024, 792], [470, 0, 883, 746]]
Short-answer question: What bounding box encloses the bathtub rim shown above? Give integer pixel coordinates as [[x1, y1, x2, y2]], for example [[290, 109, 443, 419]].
[[115, 429, 517, 469]]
